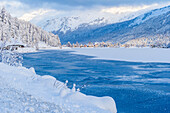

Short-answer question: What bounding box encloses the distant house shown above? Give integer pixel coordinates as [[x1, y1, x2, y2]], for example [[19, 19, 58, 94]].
[[67, 42, 72, 47], [80, 44, 84, 48], [94, 44, 98, 48], [75, 42, 80, 47], [6, 45, 25, 51], [88, 42, 94, 47], [84, 45, 87, 47]]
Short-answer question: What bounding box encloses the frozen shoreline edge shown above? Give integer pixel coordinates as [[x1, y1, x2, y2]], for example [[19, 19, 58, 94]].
[[67, 48, 170, 63], [17, 47, 170, 63]]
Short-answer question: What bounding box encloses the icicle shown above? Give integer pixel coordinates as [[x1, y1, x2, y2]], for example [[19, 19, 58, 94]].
[[72, 84, 76, 92], [77, 88, 80, 92], [65, 80, 68, 86]]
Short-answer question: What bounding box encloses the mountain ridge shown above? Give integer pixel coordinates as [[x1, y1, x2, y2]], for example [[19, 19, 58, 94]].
[[57, 5, 170, 44]]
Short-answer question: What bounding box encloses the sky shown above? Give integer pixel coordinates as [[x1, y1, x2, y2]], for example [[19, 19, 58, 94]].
[[0, 0, 170, 20]]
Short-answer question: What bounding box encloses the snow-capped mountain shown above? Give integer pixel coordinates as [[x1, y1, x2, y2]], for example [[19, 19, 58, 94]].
[[0, 7, 61, 47], [22, 5, 169, 44], [57, 5, 170, 44], [30, 9, 148, 35], [130, 5, 170, 26], [38, 16, 108, 34]]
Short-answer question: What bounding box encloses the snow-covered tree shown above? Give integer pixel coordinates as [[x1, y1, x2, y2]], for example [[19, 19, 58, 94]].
[[0, 7, 61, 47], [0, 41, 23, 67], [124, 34, 170, 48], [1, 50, 23, 67]]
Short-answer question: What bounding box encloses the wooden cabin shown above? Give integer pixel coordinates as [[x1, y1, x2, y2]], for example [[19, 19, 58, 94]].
[[6, 45, 25, 51]]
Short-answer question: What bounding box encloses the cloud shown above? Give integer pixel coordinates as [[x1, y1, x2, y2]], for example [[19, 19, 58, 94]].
[[19, 9, 63, 21], [101, 4, 159, 14], [0, 0, 170, 18], [19, 9, 52, 21], [0, 1, 22, 7], [18, 0, 170, 8], [0, 0, 30, 17]]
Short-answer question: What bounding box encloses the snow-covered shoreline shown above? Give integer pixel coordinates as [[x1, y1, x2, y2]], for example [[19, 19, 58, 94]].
[[67, 48, 170, 63], [17, 47, 170, 63], [16, 47, 71, 53], [0, 63, 117, 113]]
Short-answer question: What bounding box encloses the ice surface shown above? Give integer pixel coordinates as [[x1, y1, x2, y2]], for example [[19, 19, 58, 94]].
[[68, 48, 170, 63]]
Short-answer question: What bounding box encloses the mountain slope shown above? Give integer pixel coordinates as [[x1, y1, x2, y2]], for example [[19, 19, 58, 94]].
[[0, 8, 61, 47], [58, 5, 170, 44], [31, 14, 134, 34], [36, 16, 108, 34], [30, 9, 149, 39]]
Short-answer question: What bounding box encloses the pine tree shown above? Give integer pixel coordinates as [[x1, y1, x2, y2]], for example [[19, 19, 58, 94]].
[[0, 7, 61, 47]]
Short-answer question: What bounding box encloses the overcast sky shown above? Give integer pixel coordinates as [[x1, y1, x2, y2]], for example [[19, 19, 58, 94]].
[[18, 0, 170, 7], [0, 0, 170, 18]]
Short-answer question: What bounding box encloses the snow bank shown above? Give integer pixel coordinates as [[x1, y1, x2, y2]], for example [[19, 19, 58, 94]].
[[39, 47, 71, 50], [0, 63, 117, 113], [17, 47, 37, 53], [68, 48, 170, 63], [16, 47, 71, 53]]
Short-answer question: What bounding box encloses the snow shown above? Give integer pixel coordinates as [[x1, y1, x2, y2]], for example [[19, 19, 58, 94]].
[[0, 7, 61, 48], [16, 42, 68, 53], [130, 5, 170, 26], [30, 9, 147, 34], [17, 47, 37, 53], [67, 48, 170, 63], [0, 63, 117, 113], [39, 47, 71, 51], [27, 5, 170, 34]]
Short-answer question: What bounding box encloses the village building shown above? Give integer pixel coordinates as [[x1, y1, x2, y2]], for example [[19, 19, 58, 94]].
[[66, 42, 72, 47], [84, 44, 87, 47], [88, 42, 94, 47], [2, 44, 24, 51], [80, 44, 84, 48], [75, 42, 80, 47]]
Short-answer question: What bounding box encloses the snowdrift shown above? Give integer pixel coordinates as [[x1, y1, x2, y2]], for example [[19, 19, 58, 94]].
[[0, 63, 117, 113]]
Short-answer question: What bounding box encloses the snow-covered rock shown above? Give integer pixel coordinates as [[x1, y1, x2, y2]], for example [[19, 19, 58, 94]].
[[0, 7, 61, 47], [0, 63, 117, 113]]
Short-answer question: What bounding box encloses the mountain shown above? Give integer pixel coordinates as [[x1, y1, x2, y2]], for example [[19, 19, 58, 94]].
[[30, 10, 142, 34], [31, 14, 139, 35], [38, 16, 109, 34], [56, 5, 170, 44], [29, 9, 153, 44], [0, 7, 61, 47]]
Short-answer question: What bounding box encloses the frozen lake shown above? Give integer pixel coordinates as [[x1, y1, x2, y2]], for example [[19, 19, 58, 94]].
[[23, 50, 170, 113]]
